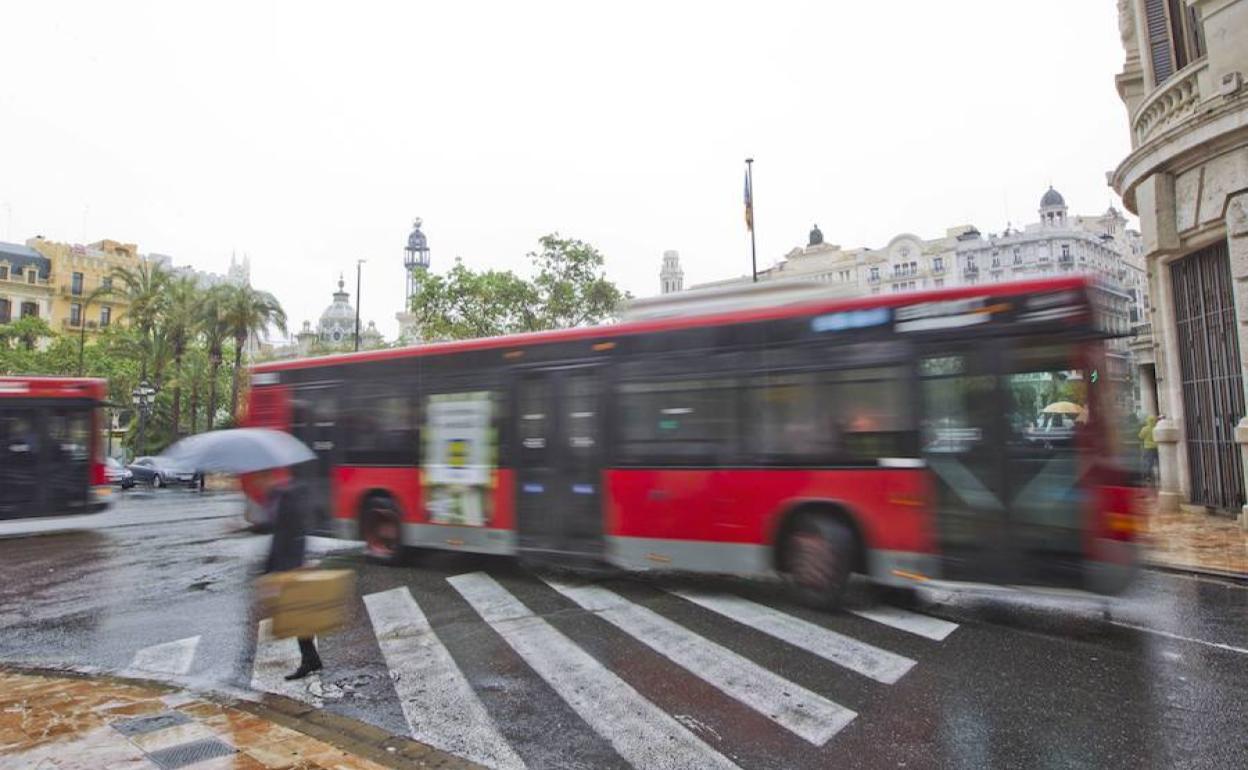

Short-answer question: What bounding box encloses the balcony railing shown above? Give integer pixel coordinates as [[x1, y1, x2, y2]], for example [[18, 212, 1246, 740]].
[[0, 275, 50, 287], [61, 318, 100, 331], [1133, 60, 1205, 147]]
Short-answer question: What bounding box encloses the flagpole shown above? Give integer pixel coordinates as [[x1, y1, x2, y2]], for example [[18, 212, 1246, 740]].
[[746, 158, 757, 283]]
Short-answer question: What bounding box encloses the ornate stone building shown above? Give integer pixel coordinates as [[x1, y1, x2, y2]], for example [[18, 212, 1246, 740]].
[[0, 241, 55, 335], [395, 218, 431, 344], [659, 250, 684, 294], [1111, 0, 1248, 521], [291, 275, 383, 356]]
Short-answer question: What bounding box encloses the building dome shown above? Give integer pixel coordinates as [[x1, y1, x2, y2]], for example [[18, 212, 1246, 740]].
[[317, 275, 356, 344], [1040, 186, 1066, 208]]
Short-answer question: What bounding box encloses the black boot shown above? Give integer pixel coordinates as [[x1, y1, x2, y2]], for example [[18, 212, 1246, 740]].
[[286, 638, 322, 680]]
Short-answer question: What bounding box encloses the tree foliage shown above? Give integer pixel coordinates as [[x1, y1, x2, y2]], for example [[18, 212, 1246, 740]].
[[409, 234, 628, 341]]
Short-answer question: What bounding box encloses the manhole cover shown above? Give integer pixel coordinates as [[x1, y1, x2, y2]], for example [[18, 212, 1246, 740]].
[[111, 710, 192, 736], [147, 737, 236, 769]]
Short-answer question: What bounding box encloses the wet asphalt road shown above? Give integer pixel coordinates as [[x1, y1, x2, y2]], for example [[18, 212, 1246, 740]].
[[1, 493, 1246, 769]]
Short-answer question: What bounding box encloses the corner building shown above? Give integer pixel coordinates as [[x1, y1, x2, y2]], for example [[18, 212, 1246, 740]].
[[1112, 0, 1248, 522]]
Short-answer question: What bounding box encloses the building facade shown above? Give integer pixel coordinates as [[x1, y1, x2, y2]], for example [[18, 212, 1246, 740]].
[[1111, 0, 1248, 522], [0, 242, 55, 332], [146, 252, 251, 290], [287, 275, 383, 356], [25, 237, 141, 335]]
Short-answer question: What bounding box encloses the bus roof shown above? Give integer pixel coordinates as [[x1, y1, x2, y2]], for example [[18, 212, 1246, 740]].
[[0, 376, 108, 400], [253, 275, 1094, 374]]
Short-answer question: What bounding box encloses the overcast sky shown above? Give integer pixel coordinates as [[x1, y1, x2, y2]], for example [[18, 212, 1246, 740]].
[[0, 1, 1132, 339]]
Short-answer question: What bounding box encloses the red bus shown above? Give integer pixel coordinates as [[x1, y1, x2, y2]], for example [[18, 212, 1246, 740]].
[[0, 376, 111, 519], [246, 276, 1142, 606]]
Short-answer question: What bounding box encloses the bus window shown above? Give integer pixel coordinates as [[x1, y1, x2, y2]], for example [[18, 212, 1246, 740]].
[[343, 383, 418, 466], [616, 379, 738, 464], [747, 366, 913, 464]]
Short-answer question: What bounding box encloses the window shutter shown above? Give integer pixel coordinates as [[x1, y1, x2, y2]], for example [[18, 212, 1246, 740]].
[[1144, 0, 1175, 85]]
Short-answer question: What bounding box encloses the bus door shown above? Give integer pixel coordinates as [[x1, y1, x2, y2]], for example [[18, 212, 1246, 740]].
[[43, 405, 92, 515], [920, 347, 1013, 582], [515, 365, 606, 559], [289, 384, 340, 535], [998, 343, 1087, 588], [0, 407, 40, 518]]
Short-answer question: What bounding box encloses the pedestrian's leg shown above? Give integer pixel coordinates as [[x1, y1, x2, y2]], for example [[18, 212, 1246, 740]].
[[286, 637, 322, 680]]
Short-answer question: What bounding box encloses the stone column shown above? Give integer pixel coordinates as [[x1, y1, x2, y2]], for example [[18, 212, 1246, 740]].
[[1140, 365, 1158, 418], [1227, 193, 1248, 528], [1153, 418, 1183, 513]]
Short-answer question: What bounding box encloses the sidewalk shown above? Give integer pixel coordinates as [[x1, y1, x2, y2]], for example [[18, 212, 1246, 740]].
[[0, 667, 479, 770], [1145, 506, 1248, 579]]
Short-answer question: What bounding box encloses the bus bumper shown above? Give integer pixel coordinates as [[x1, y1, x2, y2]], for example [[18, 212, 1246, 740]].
[[1084, 540, 1142, 595]]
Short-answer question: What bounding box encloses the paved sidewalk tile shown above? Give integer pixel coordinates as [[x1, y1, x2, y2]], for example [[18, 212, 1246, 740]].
[[0, 671, 396, 770], [1146, 506, 1248, 576]]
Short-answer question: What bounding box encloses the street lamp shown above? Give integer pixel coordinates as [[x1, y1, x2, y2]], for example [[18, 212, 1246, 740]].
[[354, 258, 366, 352], [131, 381, 156, 457]]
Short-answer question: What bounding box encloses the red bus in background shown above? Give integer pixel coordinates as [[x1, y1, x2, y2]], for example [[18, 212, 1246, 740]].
[[0, 376, 111, 519], [245, 276, 1142, 607]]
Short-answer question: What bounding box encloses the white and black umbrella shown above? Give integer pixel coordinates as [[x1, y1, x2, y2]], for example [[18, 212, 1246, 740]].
[[161, 428, 315, 474]]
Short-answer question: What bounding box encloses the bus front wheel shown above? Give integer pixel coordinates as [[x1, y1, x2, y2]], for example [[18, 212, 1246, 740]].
[[784, 515, 854, 610], [362, 495, 404, 566]]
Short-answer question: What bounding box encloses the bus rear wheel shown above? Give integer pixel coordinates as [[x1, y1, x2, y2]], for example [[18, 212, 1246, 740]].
[[362, 495, 404, 566], [784, 516, 854, 610]]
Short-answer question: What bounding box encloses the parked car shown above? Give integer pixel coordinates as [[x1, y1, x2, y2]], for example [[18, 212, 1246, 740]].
[[104, 457, 136, 490], [127, 456, 197, 488]]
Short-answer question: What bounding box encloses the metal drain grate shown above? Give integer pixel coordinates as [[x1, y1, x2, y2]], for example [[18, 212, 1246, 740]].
[[110, 710, 193, 736], [147, 737, 237, 769]]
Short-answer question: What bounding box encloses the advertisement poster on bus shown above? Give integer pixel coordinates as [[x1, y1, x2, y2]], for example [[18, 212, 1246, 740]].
[[423, 391, 496, 526]]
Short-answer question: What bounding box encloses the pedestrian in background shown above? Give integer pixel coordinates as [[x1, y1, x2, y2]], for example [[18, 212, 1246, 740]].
[[250, 467, 323, 681], [1138, 414, 1158, 485]]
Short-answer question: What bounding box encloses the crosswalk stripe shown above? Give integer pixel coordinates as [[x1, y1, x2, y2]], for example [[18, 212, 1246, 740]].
[[850, 605, 959, 641], [362, 587, 525, 770], [128, 635, 200, 676], [250, 619, 323, 708], [449, 572, 742, 770], [544, 578, 856, 745], [672, 590, 916, 684]]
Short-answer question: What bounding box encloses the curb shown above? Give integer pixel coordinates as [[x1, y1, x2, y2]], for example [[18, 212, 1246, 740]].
[[0, 664, 483, 770], [1145, 561, 1248, 585]]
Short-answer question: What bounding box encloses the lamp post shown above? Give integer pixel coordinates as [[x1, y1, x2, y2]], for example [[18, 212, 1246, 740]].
[[131, 381, 156, 457], [354, 258, 366, 352]]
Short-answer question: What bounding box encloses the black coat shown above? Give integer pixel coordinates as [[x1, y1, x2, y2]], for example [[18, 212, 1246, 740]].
[[263, 481, 309, 574]]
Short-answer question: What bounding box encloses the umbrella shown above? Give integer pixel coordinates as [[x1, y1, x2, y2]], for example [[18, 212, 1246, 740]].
[[1042, 401, 1084, 415], [161, 428, 315, 474]]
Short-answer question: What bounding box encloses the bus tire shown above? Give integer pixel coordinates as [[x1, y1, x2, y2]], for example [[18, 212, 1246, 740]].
[[361, 494, 405, 566], [783, 515, 854, 611]]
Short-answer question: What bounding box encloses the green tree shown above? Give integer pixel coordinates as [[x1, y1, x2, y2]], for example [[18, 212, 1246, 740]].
[[528, 234, 627, 330], [0, 316, 55, 351], [162, 277, 202, 437], [220, 284, 287, 423], [408, 234, 627, 341], [110, 260, 170, 382], [198, 287, 230, 430]]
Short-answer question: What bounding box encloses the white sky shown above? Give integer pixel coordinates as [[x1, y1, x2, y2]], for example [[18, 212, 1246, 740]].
[[0, 1, 1133, 339]]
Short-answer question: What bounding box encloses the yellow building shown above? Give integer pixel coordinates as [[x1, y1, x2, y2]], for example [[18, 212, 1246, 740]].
[[27, 237, 141, 334]]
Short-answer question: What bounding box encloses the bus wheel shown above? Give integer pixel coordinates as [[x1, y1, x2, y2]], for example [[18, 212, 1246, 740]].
[[362, 495, 404, 565], [784, 516, 854, 610]]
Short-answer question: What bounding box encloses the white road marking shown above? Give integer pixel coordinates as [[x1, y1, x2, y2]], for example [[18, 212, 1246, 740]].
[[672, 590, 916, 684], [128, 635, 200, 676], [250, 619, 323, 707], [1110, 621, 1248, 655], [850, 605, 959, 641], [362, 587, 525, 770], [545, 577, 855, 745], [449, 572, 741, 770]]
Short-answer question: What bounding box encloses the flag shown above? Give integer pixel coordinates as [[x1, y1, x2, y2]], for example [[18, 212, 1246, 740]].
[[744, 169, 754, 232]]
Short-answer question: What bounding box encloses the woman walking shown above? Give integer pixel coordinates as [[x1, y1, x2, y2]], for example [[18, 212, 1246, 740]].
[[252, 468, 323, 681]]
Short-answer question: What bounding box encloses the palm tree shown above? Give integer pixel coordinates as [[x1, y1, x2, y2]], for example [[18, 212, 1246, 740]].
[[110, 260, 170, 383], [181, 346, 212, 435], [162, 277, 202, 437], [220, 284, 287, 425], [198, 287, 230, 430]]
